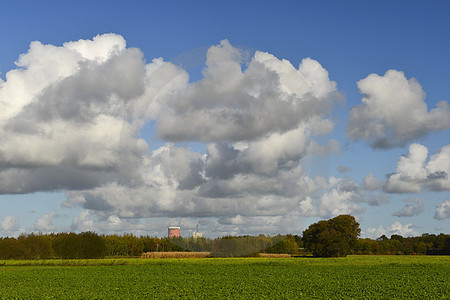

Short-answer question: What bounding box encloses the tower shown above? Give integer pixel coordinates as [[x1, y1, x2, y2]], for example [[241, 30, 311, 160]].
[[168, 226, 180, 237]]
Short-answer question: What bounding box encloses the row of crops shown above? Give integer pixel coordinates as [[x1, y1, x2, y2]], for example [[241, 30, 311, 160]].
[[0, 256, 448, 299]]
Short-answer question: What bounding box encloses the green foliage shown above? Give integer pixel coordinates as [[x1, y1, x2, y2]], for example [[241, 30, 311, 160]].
[[209, 235, 284, 257], [103, 233, 144, 256], [264, 235, 300, 255], [0, 237, 24, 259], [0, 234, 54, 259], [138, 234, 293, 257], [0, 256, 448, 299], [303, 215, 361, 257], [53, 232, 106, 259], [0, 229, 448, 260], [355, 233, 450, 255], [2, 233, 298, 259]]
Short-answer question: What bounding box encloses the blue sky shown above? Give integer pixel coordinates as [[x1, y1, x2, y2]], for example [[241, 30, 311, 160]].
[[0, 1, 448, 238]]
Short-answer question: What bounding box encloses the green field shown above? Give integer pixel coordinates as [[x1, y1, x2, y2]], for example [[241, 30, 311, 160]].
[[0, 256, 448, 299]]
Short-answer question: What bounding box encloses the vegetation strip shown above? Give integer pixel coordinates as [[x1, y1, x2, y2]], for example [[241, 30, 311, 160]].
[[0, 256, 448, 299]]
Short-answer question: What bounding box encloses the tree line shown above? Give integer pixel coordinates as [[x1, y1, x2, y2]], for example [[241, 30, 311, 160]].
[[0, 232, 300, 259], [302, 215, 449, 257], [0, 216, 448, 259]]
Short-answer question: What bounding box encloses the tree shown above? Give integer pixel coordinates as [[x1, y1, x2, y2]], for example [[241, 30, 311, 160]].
[[78, 232, 106, 258], [264, 235, 299, 255], [54, 233, 79, 259], [54, 232, 106, 259], [302, 215, 361, 257]]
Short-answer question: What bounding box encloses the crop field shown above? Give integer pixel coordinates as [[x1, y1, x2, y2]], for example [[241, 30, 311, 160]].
[[0, 256, 448, 299]]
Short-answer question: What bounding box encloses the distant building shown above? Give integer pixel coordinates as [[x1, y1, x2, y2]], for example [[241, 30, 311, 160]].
[[192, 231, 202, 238], [192, 225, 202, 238], [168, 226, 180, 237]]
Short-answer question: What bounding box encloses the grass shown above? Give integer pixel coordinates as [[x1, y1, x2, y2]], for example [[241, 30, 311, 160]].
[[257, 253, 291, 258], [141, 251, 211, 258], [0, 256, 448, 299]]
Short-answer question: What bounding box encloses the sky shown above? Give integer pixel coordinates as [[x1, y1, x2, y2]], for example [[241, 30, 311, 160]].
[[0, 1, 449, 239]]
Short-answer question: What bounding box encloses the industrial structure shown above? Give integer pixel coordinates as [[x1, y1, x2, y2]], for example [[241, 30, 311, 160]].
[[168, 226, 181, 237], [192, 231, 203, 238], [192, 224, 202, 238]]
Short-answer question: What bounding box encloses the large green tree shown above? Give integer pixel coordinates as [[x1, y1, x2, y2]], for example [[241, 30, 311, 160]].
[[302, 215, 360, 257]]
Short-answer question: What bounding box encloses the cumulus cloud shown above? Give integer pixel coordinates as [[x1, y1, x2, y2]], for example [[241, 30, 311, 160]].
[[1, 36, 339, 230], [365, 193, 390, 206], [365, 221, 419, 238], [434, 200, 450, 220], [393, 198, 424, 217], [4, 34, 406, 236], [62, 134, 375, 225], [298, 177, 365, 217], [0, 216, 23, 237], [71, 211, 95, 232], [385, 144, 450, 193], [362, 173, 382, 191], [34, 211, 58, 232], [3, 33, 447, 237], [348, 70, 450, 149], [1, 216, 20, 231], [0, 34, 339, 191], [387, 221, 419, 236], [156, 40, 340, 142], [0, 34, 149, 194], [63, 134, 344, 224]]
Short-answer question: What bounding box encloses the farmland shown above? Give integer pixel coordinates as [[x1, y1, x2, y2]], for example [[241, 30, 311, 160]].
[[0, 256, 448, 299]]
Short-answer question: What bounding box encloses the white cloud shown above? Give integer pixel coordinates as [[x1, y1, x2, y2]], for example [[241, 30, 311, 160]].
[[393, 198, 424, 217], [63, 34, 126, 62], [0, 34, 150, 194], [385, 144, 450, 193], [425, 145, 450, 191], [63, 139, 342, 224], [434, 200, 450, 220], [348, 70, 450, 149], [365, 221, 419, 238], [0, 34, 128, 122], [2, 34, 405, 236], [0, 216, 24, 237], [387, 221, 419, 236], [362, 173, 382, 191], [365, 225, 387, 239], [298, 177, 365, 218], [34, 211, 58, 232], [156, 40, 340, 142], [0, 35, 340, 207], [71, 210, 96, 232], [1, 216, 20, 231]]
